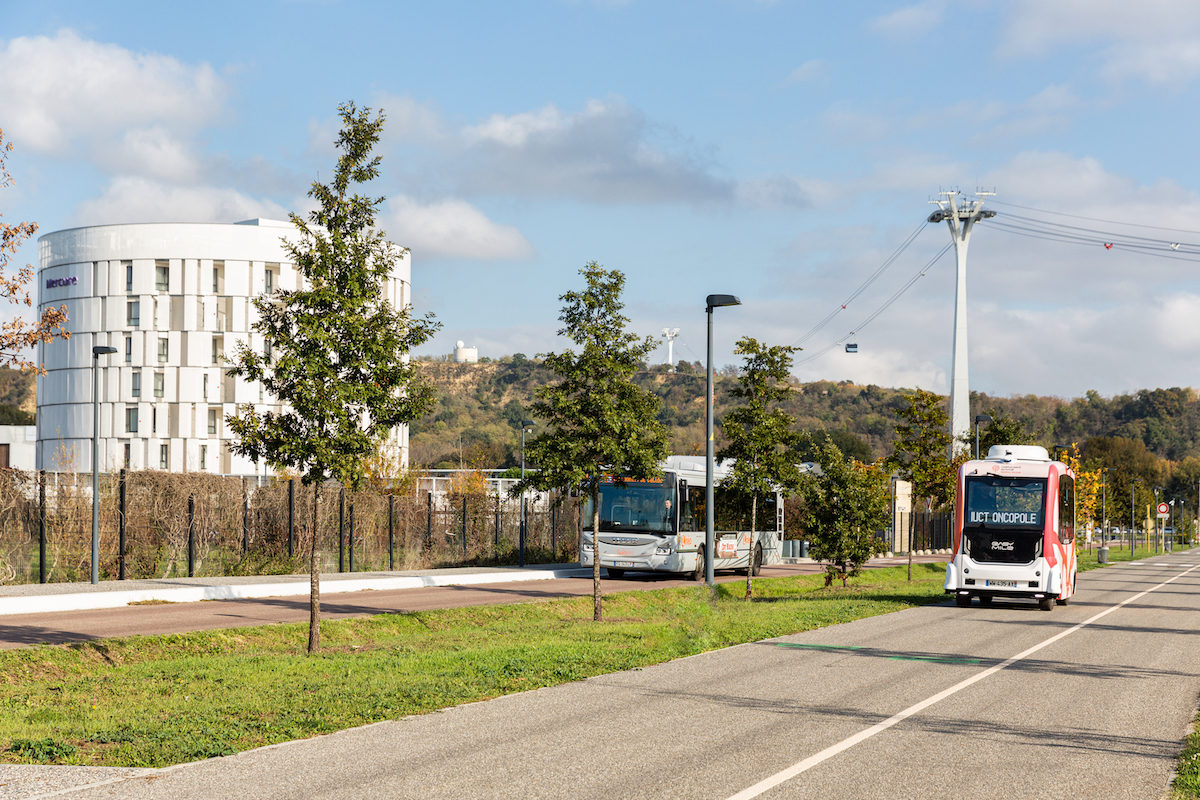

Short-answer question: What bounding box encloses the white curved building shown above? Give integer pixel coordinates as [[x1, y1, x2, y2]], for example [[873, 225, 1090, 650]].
[[36, 219, 412, 474]]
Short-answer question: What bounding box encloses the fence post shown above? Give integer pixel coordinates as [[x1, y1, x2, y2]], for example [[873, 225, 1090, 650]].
[[242, 478, 250, 554], [388, 493, 395, 571], [118, 469, 127, 580], [551, 496, 557, 560], [38, 470, 46, 584], [462, 495, 468, 561], [338, 486, 346, 573], [519, 494, 526, 568], [349, 499, 355, 573], [288, 478, 295, 558], [426, 491, 432, 552], [187, 494, 196, 578], [494, 492, 500, 559]]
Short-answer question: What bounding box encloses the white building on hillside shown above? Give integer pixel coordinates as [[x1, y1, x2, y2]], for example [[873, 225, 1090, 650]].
[[36, 219, 413, 474]]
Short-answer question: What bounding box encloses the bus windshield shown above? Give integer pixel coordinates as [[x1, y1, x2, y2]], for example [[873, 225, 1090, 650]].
[[965, 476, 1046, 529], [582, 480, 675, 534]]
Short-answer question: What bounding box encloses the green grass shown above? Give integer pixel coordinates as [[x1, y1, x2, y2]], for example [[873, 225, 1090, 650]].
[[0, 564, 948, 768], [1175, 707, 1200, 798], [1077, 543, 1189, 572]]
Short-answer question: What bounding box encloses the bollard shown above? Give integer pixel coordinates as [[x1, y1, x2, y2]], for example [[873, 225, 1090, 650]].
[[800, 540, 810, 559], [1097, 545, 1109, 564]]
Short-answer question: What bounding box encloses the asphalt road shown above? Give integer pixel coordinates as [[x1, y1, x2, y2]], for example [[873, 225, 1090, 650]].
[[44, 550, 1200, 799], [0, 560, 929, 650]]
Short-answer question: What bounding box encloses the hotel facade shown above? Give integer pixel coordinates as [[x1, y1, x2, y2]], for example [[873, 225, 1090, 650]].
[[36, 219, 413, 475]]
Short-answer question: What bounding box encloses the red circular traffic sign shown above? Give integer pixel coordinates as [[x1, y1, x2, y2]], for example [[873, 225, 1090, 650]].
[[1158, 502, 1170, 515]]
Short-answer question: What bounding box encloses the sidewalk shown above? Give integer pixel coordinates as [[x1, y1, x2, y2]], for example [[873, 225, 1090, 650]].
[[0, 563, 592, 617]]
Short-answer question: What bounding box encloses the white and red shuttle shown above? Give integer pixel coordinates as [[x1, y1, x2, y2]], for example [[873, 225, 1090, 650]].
[[945, 445, 1077, 611]]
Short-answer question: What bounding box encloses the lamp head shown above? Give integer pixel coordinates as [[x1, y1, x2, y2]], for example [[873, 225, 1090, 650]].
[[521, 419, 536, 431], [92, 346, 118, 356], [974, 414, 993, 424], [705, 294, 741, 311]]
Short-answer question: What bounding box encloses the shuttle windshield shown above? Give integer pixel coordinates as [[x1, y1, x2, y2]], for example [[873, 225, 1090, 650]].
[[965, 476, 1046, 530]]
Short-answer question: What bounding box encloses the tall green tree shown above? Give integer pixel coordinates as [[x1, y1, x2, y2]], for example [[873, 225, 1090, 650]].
[[226, 102, 440, 652], [717, 337, 802, 600], [890, 389, 960, 579], [798, 436, 890, 587], [960, 408, 1032, 457], [514, 263, 669, 621]]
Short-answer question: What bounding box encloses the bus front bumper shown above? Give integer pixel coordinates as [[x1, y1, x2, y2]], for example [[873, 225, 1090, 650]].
[[580, 548, 690, 573]]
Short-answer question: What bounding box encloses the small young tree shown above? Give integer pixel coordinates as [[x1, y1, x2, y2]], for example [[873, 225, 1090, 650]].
[[0, 128, 70, 370], [890, 389, 960, 580], [959, 407, 1032, 457], [717, 336, 802, 600], [514, 263, 669, 621], [798, 436, 890, 587], [226, 102, 440, 652]]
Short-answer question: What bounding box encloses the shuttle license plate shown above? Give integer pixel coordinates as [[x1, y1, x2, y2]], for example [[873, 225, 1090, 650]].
[[613, 560, 634, 567], [985, 580, 1016, 588]]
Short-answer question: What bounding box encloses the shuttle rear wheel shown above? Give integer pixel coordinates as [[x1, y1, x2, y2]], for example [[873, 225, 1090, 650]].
[[977, 594, 993, 606]]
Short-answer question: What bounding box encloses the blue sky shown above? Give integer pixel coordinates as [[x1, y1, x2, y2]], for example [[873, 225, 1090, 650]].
[[5, 0, 1200, 398]]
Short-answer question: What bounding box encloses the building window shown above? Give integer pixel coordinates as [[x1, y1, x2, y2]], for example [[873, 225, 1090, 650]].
[[200, 445, 208, 471], [158, 337, 168, 363], [125, 336, 132, 362], [127, 301, 140, 328], [208, 408, 218, 435], [264, 268, 274, 295], [203, 374, 209, 400], [124, 261, 133, 293], [152, 406, 157, 434], [211, 336, 220, 365], [155, 260, 169, 291], [264, 338, 272, 362], [213, 266, 219, 293], [125, 406, 138, 433], [160, 444, 168, 470], [131, 372, 141, 398], [154, 372, 164, 398]]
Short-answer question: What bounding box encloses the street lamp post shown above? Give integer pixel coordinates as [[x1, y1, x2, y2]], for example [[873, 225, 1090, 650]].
[[91, 344, 118, 585], [973, 414, 992, 460], [705, 294, 740, 592], [520, 420, 535, 568], [1154, 487, 1162, 553]]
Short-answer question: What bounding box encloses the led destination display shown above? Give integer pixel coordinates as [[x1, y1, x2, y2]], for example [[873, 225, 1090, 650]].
[[964, 476, 1046, 529]]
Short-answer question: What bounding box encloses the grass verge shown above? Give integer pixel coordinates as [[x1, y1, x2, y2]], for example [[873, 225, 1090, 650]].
[[1077, 544, 1180, 572], [1, 564, 948, 768], [1175, 705, 1200, 798]]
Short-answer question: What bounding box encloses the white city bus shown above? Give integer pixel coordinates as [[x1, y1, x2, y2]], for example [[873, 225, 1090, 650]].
[[945, 445, 1077, 611], [579, 455, 785, 580]]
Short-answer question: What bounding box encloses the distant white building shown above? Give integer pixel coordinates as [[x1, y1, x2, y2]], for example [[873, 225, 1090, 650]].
[[453, 341, 479, 363], [0, 425, 37, 470], [36, 220, 413, 474]]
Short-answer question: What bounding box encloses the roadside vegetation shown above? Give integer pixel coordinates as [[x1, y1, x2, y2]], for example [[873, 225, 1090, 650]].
[[1173, 706, 1200, 799], [0, 565, 948, 767]]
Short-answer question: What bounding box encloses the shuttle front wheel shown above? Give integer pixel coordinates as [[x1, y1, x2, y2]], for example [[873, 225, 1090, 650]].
[[1038, 597, 1054, 611], [955, 593, 971, 608]]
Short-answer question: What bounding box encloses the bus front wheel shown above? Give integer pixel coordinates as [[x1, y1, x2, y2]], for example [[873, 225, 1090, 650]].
[[749, 545, 763, 577], [691, 548, 706, 582], [606, 568, 625, 579]]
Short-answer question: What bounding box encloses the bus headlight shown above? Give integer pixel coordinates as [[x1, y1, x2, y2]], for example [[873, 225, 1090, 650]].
[[655, 545, 673, 555], [582, 543, 594, 552]]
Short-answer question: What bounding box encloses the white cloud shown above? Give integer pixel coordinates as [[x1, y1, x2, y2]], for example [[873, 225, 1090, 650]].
[[868, 2, 944, 40], [384, 196, 534, 261], [0, 29, 225, 154], [72, 177, 288, 225], [456, 98, 734, 205], [784, 59, 827, 85], [1002, 0, 1200, 84]]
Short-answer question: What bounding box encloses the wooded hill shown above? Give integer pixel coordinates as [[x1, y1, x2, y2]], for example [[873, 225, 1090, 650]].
[[409, 358, 1200, 472]]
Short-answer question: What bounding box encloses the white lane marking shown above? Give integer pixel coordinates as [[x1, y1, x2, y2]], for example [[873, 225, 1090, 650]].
[[1131, 562, 1145, 565], [1155, 563, 1170, 566], [726, 563, 1200, 800]]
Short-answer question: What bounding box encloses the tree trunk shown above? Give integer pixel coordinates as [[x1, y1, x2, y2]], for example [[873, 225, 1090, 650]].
[[745, 492, 757, 600], [592, 482, 602, 622], [308, 483, 322, 654]]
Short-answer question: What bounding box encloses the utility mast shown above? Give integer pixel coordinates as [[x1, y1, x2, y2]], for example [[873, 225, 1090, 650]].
[[661, 328, 680, 372], [927, 189, 995, 456]]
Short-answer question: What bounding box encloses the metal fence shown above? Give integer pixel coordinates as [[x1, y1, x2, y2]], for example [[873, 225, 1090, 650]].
[[890, 511, 952, 553], [0, 469, 582, 585]]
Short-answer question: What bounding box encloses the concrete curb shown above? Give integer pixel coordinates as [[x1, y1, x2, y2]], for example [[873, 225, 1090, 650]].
[[0, 568, 593, 617]]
